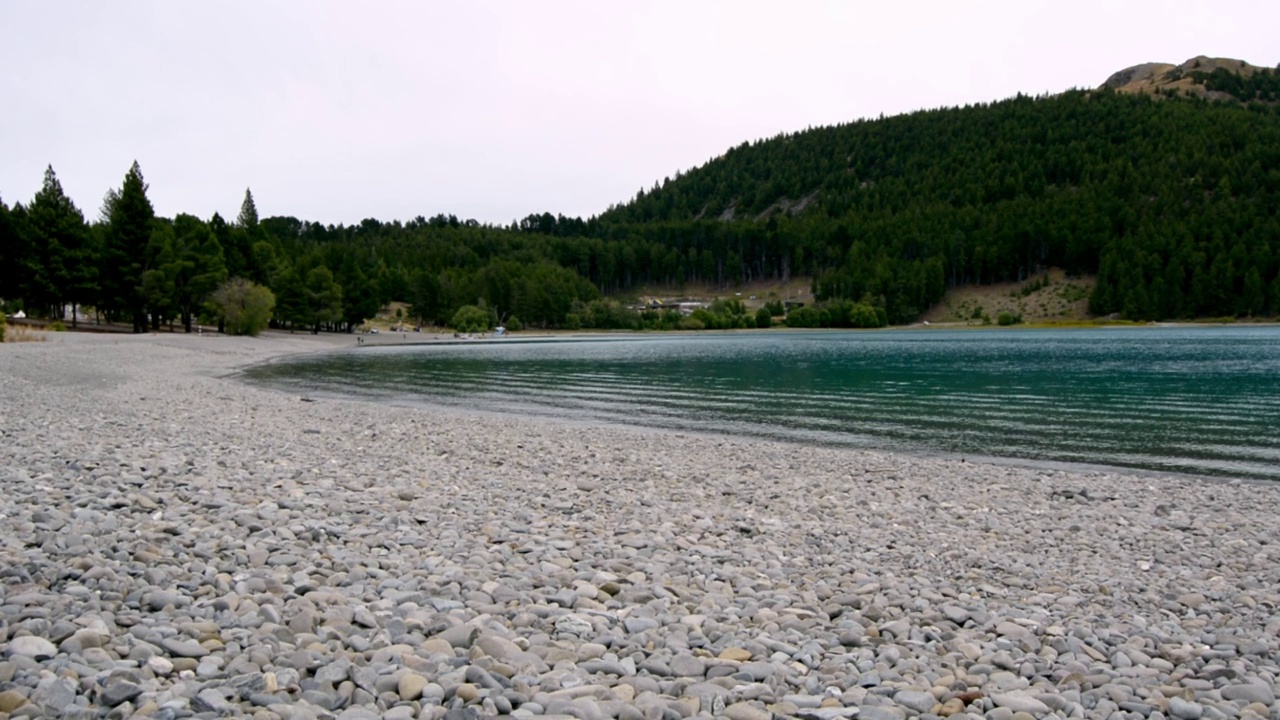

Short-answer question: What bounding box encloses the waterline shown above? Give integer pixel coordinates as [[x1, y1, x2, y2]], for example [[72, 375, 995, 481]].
[[242, 327, 1280, 482]]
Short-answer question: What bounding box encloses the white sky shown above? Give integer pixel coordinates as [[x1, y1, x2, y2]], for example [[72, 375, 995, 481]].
[[2, 1, 1277, 226]]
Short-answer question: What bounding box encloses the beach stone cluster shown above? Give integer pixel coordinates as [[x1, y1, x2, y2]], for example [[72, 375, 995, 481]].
[[1, 334, 1278, 720]]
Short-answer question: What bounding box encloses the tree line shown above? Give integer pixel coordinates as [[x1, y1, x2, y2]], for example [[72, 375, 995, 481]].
[[3, 88, 1278, 331]]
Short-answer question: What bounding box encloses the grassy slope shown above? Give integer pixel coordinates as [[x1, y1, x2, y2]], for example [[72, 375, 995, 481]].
[[922, 269, 1095, 324]]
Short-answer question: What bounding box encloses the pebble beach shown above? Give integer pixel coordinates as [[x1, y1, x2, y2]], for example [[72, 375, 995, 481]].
[[1, 332, 1278, 720]]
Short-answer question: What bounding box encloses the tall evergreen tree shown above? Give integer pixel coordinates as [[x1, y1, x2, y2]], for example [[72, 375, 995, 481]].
[[101, 161, 155, 332], [98, 188, 120, 225], [304, 266, 343, 333], [26, 166, 93, 322], [215, 191, 258, 282], [208, 212, 247, 281], [270, 266, 309, 331], [237, 188, 259, 229], [141, 222, 176, 329], [188, 218, 228, 331]]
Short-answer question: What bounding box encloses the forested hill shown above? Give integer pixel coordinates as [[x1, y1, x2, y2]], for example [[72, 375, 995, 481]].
[[3, 60, 1279, 333], [592, 82, 1280, 321]]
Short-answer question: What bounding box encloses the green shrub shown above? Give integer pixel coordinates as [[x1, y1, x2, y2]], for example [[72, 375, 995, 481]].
[[505, 315, 523, 332], [449, 305, 492, 333], [581, 299, 638, 329], [785, 306, 822, 328], [210, 278, 276, 336], [997, 311, 1022, 326], [47, 320, 66, 332], [678, 316, 705, 330], [851, 303, 881, 328], [755, 307, 772, 328]]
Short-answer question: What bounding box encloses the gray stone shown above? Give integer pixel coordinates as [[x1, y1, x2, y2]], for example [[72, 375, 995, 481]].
[[856, 706, 906, 720], [475, 634, 522, 661], [624, 617, 660, 634], [147, 590, 191, 611], [160, 637, 209, 658], [893, 690, 937, 714], [314, 658, 352, 685], [740, 661, 776, 681], [554, 614, 594, 636], [301, 688, 340, 710], [101, 680, 144, 706], [990, 693, 1050, 715], [1221, 684, 1275, 705], [670, 654, 705, 677], [724, 701, 771, 720], [684, 682, 732, 700], [1168, 697, 1204, 720], [32, 677, 77, 712], [796, 709, 861, 720], [228, 672, 268, 695], [581, 659, 629, 676], [433, 625, 480, 649], [193, 688, 235, 715]]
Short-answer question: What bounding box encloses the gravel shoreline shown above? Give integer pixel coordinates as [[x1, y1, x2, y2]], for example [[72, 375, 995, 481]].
[[1, 332, 1277, 720]]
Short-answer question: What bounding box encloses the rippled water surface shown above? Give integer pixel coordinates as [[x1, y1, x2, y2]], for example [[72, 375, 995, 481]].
[[242, 327, 1280, 481]]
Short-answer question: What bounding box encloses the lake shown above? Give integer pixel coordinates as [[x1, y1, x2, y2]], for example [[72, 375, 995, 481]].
[[241, 326, 1280, 481]]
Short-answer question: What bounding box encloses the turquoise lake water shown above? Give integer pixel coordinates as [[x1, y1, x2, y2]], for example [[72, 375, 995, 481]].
[[241, 327, 1280, 481]]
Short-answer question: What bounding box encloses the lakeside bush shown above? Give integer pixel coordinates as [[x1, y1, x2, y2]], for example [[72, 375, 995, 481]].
[[568, 298, 761, 332], [755, 307, 772, 328], [449, 305, 492, 333], [785, 306, 822, 328], [689, 299, 755, 330], [997, 311, 1023, 326], [209, 278, 275, 336], [785, 301, 887, 329]]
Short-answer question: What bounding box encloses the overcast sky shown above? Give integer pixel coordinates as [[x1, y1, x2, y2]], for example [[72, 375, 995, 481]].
[[2, 1, 1277, 226]]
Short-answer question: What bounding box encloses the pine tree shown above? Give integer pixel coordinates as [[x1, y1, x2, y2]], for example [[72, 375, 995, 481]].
[[141, 222, 176, 329], [304, 266, 343, 333], [270, 266, 309, 331], [188, 219, 228, 331], [98, 188, 120, 225], [26, 166, 93, 322], [101, 161, 155, 332], [237, 188, 259, 228]]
